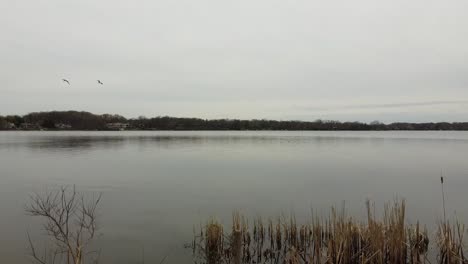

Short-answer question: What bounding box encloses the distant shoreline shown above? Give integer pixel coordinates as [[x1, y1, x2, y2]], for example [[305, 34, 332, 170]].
[[2, 110, 468, 131], [2, 129, 468, 132]]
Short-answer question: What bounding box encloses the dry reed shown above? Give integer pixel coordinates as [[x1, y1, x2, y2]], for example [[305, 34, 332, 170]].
[[192, 200, 466, 264]]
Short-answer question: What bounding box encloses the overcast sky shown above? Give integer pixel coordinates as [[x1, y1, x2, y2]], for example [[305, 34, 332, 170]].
[[1, 0, 468, 122]]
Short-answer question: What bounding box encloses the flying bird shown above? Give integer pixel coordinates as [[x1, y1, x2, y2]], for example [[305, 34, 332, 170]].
[[62, 79, 70, 85], [97, 80, 103, 85]]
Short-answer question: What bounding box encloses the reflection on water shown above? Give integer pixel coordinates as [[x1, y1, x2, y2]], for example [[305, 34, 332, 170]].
[[3, 131, 468, 153], [1, 131, 468, 263]]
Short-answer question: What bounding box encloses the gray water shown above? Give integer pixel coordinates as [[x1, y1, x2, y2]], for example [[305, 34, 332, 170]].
[[1, 131, 467, 263]]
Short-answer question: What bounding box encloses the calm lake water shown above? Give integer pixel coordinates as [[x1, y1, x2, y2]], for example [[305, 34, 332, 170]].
[[1, 131, 467, 263]]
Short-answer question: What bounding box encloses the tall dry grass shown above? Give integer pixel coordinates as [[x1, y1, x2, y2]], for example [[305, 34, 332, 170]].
[[192, 200, 466, 264], [437, 221, 466, 264]]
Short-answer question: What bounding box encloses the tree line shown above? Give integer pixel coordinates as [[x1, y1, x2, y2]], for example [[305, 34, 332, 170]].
[[1, 110, 468, 130]]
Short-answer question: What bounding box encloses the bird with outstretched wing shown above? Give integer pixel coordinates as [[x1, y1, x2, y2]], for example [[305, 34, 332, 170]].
[[97, 80, 103, 85], [62, 79, 70, 85]]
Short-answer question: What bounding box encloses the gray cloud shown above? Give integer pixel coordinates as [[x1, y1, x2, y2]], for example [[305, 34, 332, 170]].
[[1, 0, 468, 121], [298, 100, 468, 111]]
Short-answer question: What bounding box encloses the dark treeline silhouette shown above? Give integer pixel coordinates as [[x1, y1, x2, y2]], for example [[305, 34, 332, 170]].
[[1, 110, 468, 130]]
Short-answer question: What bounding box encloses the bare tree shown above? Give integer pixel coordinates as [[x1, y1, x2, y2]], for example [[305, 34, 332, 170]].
[[26, 186, 102, 264]]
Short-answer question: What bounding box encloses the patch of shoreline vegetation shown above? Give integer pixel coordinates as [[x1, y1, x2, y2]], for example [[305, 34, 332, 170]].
[[3, 110, 468, 131], [192, 201, 466, 264]]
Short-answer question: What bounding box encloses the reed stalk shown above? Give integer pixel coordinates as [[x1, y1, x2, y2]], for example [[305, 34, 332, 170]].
[[192, 200, 465, 264]]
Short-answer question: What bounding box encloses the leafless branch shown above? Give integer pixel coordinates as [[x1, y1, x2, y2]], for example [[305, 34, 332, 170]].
[[26, 186, 102, 264]]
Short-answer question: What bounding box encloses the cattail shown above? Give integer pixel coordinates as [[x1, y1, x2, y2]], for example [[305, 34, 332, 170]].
[[441, 174, 447, 222], [205, 219, 223, 264]]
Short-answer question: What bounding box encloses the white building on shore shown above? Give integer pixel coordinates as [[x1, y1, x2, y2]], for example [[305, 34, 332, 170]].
[[106, 123, 129, 130]]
